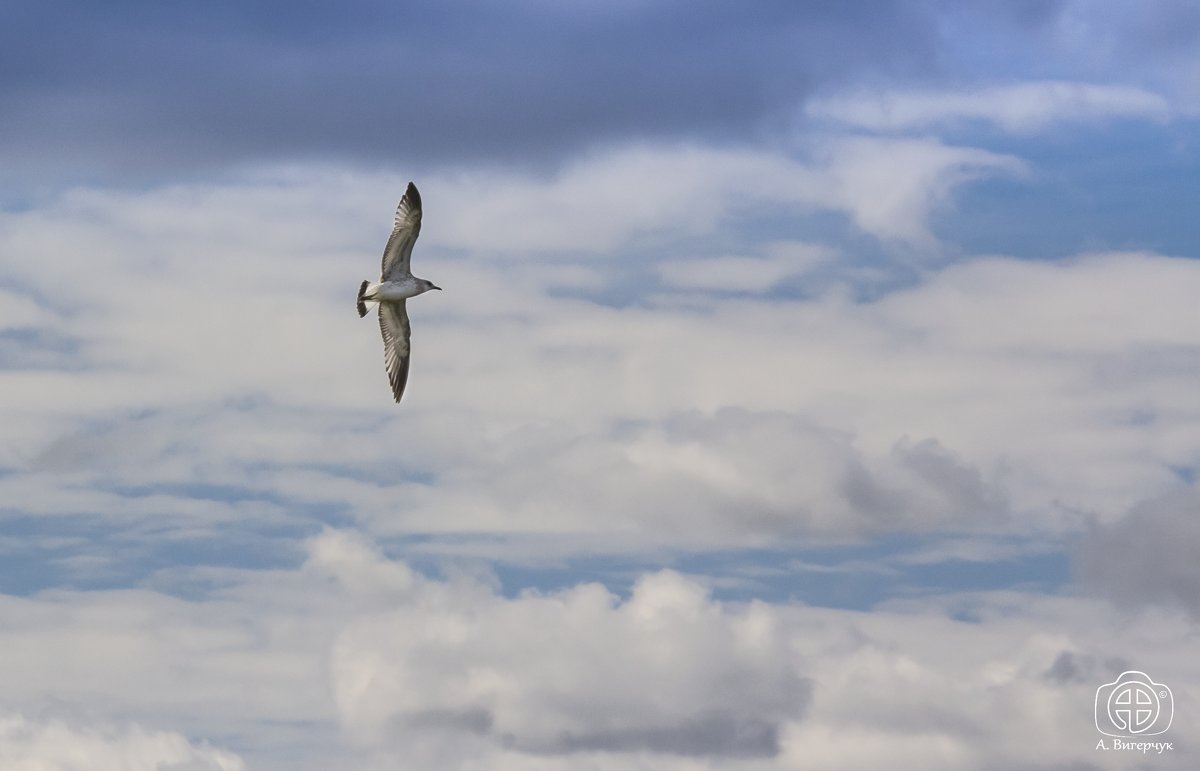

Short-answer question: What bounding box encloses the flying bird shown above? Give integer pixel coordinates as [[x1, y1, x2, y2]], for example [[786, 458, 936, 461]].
[[357, 182, 441, 403]]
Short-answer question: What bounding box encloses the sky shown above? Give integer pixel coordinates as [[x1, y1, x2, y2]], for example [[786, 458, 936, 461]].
[[1, 1, 1199, 768]]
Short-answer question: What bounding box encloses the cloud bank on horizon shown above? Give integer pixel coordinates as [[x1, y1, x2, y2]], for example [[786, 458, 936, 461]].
[[1, 1, 1199, 768]]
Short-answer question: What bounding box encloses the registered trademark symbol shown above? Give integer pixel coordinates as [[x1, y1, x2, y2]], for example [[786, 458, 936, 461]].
[[1160, 690, 1168, 698]]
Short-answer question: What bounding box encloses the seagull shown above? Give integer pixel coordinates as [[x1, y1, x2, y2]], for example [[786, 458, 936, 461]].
[[357, 182, 441, 403]]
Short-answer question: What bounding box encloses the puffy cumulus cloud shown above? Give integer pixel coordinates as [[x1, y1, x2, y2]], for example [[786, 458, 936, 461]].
[[0, 530, 1197, 769], [305, 527, 419, 598], [318, 531, 1200, 769], [0, 713, 243, 771], [1076, 485, 1200, 617], [331, 568, 809, 758], [780, 596, 1199, 771], [807, 81, 1170, 133]]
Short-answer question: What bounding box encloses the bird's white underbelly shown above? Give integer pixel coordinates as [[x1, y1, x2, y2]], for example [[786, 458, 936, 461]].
[[370, 280, 422, 301]]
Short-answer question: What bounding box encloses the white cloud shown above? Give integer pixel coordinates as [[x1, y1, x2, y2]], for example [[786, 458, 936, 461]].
[[1, 155, 1198, 768], [332, 567, 809, 757], [0, 587, 336, 739], [657, 241, 833, 292], [810, 136, 1025, 246], [808, 81, 1171, 133], [318, 532, 1199, 769], [0, 287, 47, 328], [1, 6, 1197, 766], [0, 529, 1196, 769], [419, 138, 1020, 251], [3, 161, 1198, 552], [0, 713, 243, 771]]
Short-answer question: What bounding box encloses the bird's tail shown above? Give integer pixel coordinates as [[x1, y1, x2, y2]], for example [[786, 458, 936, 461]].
[[356, 280, 370, 318]]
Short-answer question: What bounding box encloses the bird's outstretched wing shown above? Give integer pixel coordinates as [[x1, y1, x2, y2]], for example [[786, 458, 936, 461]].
[[378, 300, 412, 403], [380, 182, 423, 281]]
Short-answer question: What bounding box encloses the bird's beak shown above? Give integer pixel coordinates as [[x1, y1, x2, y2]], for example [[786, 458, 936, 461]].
[[432, 284, 443, 290]]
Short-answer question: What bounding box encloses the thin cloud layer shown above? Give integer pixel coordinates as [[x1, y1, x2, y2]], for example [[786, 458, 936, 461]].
[[2, 166, 1198, 561], [808, 81, 1171, 133], [423, 138, 1022, 252]]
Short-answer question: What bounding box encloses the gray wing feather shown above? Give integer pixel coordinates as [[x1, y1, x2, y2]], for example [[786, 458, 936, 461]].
[[378, 300, 412, 403], [380, 182, 423, 281]]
